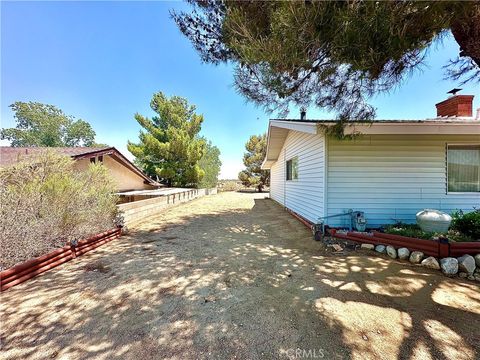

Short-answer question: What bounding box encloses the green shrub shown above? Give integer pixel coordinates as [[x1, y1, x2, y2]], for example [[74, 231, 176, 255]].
[[451, 209, 480, 240], [0, 151, 120, 269], [383, 223, 434, 240]]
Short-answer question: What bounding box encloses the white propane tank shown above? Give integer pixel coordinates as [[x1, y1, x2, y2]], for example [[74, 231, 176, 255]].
[[416, 209, 452, 233]]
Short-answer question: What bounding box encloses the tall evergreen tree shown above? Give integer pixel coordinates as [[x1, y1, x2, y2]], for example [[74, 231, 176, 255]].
[[238, 134, 269, 192], [128, 92, 206, 187]]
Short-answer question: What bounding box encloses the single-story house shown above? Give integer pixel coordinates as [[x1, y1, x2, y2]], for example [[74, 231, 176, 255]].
[[0, 146, 159, 193], [261, 94, 480, 229]]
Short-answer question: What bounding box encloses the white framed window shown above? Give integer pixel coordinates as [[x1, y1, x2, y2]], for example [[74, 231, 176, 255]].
[[286, 157, 298, 181], [447, 144, 480, 193]]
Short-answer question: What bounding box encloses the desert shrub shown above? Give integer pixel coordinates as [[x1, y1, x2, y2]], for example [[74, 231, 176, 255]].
[[451, 209, 480, 241], [0, 151, 119, 269], [218, 180, 241, 192], [383, 223, 434, 240], [383, 217, 477, 243]]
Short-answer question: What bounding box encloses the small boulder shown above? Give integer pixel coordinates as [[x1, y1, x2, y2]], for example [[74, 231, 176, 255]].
[[421, 257, 440, 270], [398, 248, 410, 260], [409, 251, 424, 264], [440, 258, 458, 276], [361, 243, 375, 250], [457, 255, 476, 274], [459, 272, 468, 278], [386, 246, 397, 259], [375, 245, 386, 254], [475, 254, 480, 267], [468, 274, 475, 281]]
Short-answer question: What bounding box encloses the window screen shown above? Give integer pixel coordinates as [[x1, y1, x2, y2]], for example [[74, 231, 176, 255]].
[[286, 157, 298, 180], [447, 145, 480, 192]]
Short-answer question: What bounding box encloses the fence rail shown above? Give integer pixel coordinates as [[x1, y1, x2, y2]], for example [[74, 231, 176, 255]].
[[118, 187, 217, 226], [0, 227, 122, 291]]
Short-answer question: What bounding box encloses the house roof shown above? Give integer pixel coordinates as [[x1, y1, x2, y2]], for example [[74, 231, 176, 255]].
[[0, 146, 159, 186], [268, 117, 478, 124], [261, 117, 480, 169], [0, 146, 109, 166]]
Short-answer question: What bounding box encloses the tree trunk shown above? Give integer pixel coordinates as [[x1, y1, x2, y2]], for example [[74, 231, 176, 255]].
[[450, 6, 480, 68]]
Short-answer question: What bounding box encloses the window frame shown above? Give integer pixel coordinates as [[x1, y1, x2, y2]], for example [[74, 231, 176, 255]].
[[286, 156, 299, 181], [446, 143, 480, 194]]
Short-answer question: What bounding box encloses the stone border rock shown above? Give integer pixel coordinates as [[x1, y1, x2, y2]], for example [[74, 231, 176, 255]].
[[360, 242, 480, 282]]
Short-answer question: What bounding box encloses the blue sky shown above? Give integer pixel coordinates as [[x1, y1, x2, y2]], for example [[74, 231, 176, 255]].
[[1, 1, 479, 178]]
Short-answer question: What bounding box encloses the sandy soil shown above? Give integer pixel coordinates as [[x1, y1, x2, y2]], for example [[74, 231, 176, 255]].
[[1, 192, 479, 360]]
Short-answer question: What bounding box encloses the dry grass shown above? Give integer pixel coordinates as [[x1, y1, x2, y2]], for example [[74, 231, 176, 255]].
[[1, 192, 479, 360]]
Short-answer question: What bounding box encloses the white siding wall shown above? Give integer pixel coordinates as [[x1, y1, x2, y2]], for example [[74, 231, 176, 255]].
[[269, 130, 325, 223], [326, 134, 480, 228], [270, 149, 285, 205]]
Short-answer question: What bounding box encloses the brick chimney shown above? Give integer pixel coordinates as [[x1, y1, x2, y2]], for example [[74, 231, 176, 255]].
[[435, 95, 474, 117]]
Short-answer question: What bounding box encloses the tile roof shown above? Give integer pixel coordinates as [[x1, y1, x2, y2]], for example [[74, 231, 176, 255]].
[[0, 146, 110, 167], [0, 146, 158, 186]]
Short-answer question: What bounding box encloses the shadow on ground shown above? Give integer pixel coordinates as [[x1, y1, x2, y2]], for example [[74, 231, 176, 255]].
[[1, 193, 479, 360]]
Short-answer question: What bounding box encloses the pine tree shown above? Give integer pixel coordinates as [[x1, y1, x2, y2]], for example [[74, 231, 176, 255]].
[[238, 134, 269, 192], [173, 1, 479, 124], [128, 92, 206, 187]]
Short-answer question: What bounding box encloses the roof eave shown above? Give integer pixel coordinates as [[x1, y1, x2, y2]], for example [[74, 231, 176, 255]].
[[261, 119, 480, 166], [73, 147, 158, 186]]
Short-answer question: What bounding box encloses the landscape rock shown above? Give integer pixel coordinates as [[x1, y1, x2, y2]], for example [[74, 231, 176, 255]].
[[386, 246, 397, 259], [475, 254, 480, 267], [468, 275, 475, 281], [421, 257, 440, 270], [457, 255, 476, 274], [361, 243, 375, 250], [459, 272, 468, 278], [375, 245, 386, 254], [409, 251, 424, 264], [440, 258, 458, 276], [397, 248, 410, 260]]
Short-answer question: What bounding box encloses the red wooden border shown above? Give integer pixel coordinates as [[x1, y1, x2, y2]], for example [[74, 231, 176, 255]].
[[284, 207, 479, 258], [330, 230, 479, 257], [0, 227, 122, 291]]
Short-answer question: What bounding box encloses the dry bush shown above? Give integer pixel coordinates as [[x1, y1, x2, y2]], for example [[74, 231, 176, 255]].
[[0, 151, 120, 269], [218, 180, 242, 192]]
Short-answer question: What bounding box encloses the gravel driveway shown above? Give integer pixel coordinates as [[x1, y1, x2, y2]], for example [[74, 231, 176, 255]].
[[1, 192, 479, 360]]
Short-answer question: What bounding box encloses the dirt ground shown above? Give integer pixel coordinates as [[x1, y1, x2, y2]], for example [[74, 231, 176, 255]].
[[1, 192, 479, 360]]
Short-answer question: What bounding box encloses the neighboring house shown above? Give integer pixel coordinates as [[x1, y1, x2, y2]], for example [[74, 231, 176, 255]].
[[261, 94, 480, 228], [0, 146, 159, 192]]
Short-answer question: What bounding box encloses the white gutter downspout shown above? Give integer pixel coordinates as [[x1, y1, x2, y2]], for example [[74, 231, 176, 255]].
[[323, 135, 328, 221], [284, 147, 287, 207]]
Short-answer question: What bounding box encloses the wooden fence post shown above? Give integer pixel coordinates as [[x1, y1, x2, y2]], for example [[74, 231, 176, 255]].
[[437, 237, 450, 258]]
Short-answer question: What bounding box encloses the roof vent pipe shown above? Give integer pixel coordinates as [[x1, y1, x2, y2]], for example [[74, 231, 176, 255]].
[[300, 107, 306, 120]]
